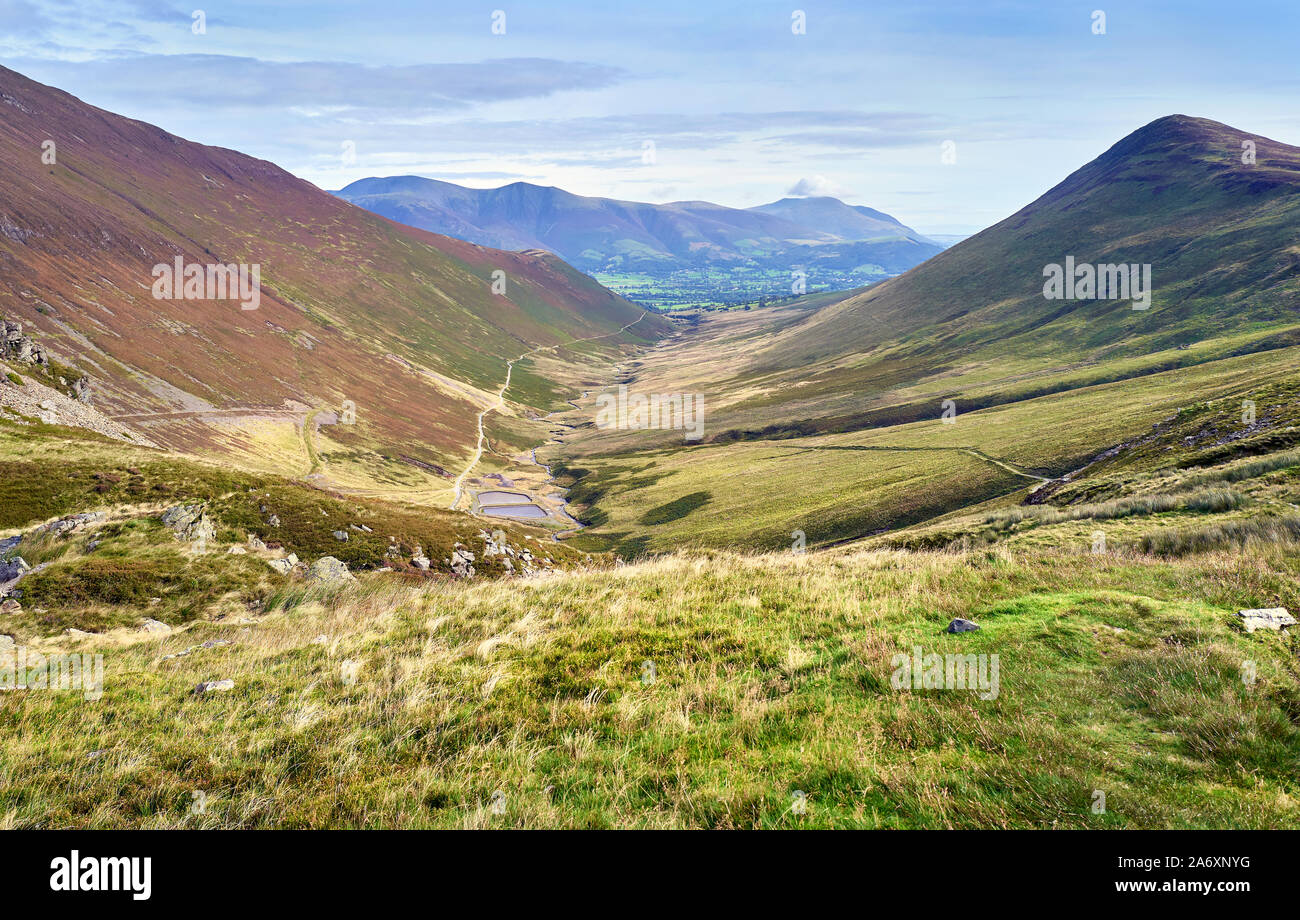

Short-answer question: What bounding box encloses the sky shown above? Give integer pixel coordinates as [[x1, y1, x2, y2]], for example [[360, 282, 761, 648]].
[[4, 0, 1300, 235]]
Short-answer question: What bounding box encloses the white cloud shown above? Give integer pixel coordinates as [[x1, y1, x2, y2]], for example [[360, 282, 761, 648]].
[[785, 175, 853, 197]]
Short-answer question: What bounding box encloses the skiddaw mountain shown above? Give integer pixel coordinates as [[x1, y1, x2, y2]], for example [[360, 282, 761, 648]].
[[332, 177, 944, 307]]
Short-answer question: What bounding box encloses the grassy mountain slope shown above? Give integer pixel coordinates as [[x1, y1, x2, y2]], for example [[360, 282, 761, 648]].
[[739, 115, 1300, 422], [0, 66, 668, 488], [590, 116, 1297, 443], [550, 115, 1300, 555]]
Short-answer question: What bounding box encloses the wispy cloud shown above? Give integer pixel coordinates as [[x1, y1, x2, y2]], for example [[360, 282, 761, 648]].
[[24, 54, 628, 110]]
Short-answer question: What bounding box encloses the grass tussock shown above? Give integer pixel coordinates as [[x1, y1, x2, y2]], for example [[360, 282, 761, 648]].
[[1138, 514, 1300, 557], [986, 489, 1245, 530]]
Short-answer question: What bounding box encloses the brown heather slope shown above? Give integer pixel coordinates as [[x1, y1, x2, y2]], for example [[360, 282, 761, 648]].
[[0, 65, 669, 478]]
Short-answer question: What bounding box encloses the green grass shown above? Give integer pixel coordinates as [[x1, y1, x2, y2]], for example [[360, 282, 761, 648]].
[[0, 427, 599, 637], [2, 544, 1296, 828]]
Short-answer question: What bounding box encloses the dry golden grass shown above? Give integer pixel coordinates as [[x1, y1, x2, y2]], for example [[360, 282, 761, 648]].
[[3, 542, 1297, 828]]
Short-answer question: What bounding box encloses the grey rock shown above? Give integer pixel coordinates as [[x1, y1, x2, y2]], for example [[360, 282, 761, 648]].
[[194, 679, 235, 694], [0, 555, 30, 581], [0, 634, 13, 650], [267, 558, 294, 575], [140, 618, 171, 633], [160, 505, 215, 545], [160, 639, 232, 662], [306, 556, 354, 584], [1, 598, 20, 614], [946, 618, 981, 634], [332, 530, 349, 542], [1238, 608, 1296, 633]]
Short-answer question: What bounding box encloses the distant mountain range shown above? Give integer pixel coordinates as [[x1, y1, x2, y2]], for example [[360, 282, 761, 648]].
[[332, 178, 945, 304]]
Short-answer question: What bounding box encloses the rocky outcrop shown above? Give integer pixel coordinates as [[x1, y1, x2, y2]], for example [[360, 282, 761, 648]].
[[32, 511, 105, 538], [479, 530, 539, 576], [0, 365, 143, 444], [160, 504, 216, 548], [448, 545, 475, 578], [1, 318, 48, 366], [0, 555, 29, 583]]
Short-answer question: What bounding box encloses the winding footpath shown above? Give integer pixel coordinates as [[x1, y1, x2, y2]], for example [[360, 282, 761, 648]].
[[447, 312, 649, 510]]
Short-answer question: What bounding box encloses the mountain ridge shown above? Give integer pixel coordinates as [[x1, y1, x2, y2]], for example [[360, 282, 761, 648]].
[[332, 176, 945, 302]]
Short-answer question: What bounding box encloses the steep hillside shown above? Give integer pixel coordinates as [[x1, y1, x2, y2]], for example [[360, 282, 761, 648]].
[[764, 115, 1300, 381], [0, 66, 667, 490], [568, 116, 1300, 446], [547, 115, 1300, 555]]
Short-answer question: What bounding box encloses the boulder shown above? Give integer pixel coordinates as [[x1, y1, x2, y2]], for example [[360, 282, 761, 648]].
[[194, 679, 235, 694], [267, 558, 294, 575], [306, 556, 354, 585], [946, 618, 981, 634], [1237, 608, 1296, 633], [0, 555, 30, 582], [160, 505, 215, 545], [1, 598, 20, 614], [332, 530, 349, 542], [140, 618, 171, 634], [0, 634, 13, 651]]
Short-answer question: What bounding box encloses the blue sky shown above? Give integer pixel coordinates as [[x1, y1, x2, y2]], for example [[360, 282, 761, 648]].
[[4, 0, 1299, 234]]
